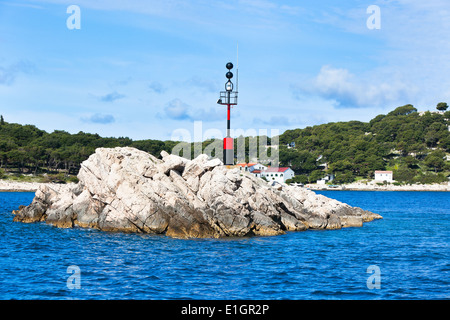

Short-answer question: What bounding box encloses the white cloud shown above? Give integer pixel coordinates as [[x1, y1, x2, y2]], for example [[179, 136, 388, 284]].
[[148, 81, 166, 94], [163, 99, 191, 120], [253, 115, 292, 126], [81, 113, 115, 124], [305, 1, 450, 107], [184, 76, 218, 93], [0, 60, 36, 85], [159, 98, 225, 122], [99, 91, 126, 102], [296, 65, 416, 108]]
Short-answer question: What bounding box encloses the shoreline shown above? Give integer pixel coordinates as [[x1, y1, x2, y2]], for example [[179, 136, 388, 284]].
[[307, 182, 450, 192], [1, 179, 449, 192], [0, 180, 66, 192]]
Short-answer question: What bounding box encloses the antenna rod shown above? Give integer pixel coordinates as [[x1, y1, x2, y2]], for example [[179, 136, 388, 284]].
[[236, 42, 239, 93]]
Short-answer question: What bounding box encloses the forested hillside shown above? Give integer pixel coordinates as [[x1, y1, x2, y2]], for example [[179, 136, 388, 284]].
[[279, 104, 450, 184], [1, 104, 449, 184], [0, 116, 178, 182]]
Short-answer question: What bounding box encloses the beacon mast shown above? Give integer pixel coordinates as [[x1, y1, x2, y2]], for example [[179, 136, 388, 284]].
[[217, 62, 238, 165]]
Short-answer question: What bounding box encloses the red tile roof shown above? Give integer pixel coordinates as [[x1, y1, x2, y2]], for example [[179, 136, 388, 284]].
[[264, 167, 291, 173], [236, 163, 257, 167]]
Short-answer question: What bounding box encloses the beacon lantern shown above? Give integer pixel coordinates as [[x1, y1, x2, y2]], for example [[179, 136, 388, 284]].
[[217, 62, 238, 165]]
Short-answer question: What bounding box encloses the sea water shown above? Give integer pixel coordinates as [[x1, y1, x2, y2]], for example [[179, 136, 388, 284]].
[[0, 191, 448, 300]]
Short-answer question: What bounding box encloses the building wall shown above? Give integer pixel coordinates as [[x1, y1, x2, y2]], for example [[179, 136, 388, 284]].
[[374, 172, 393, 181], [249, 164, 267, 172], [261, 169, 294, 183], [283, 169, 295, 181], [317, 174, 335, 184], [262, 172, 284, 184]]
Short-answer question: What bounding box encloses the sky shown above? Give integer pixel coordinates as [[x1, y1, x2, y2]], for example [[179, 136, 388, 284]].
[[1, 0, 450, 142]]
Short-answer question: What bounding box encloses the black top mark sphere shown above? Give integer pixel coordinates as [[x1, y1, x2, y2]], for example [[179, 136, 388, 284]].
[[226, 62, 233, 70]]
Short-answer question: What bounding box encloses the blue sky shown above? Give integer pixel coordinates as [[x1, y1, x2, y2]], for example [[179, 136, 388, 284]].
[[1, 0, 450, 141]]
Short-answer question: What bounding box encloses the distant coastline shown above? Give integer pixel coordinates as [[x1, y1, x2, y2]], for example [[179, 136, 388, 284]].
[[307, 182, 450, 192], [0, 180, 70, 192], [1, 179, 449, 193]]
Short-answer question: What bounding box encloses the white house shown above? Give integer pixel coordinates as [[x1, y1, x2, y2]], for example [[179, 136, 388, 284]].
[[317, 174, 335, 185], [235, 163, 267, 172], [260, 167, 295, 184], [374, 170, 393, 182], [251, 169, 263, 178], [248, 163, 267, 172], [235, 163, 257, 172], [237, 163, 295, 183]]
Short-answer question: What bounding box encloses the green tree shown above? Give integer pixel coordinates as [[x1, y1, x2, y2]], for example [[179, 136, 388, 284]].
[[441, 136, 450, 152], [309, 170, 326, 183], [387, 104, 417, 116], [444, 110, 450, 119], [329, 159, 353, 173], [415, 172, 447, 184], [280, 148, 317, 174], [7, 149, 26, 173], [436, 102, 448, 111], [424, 150, 445, 172], [333, 172, 355, 184], [393, 167, 417, 184], [286, 175, 308, 184], [402, 155, 419, 169]]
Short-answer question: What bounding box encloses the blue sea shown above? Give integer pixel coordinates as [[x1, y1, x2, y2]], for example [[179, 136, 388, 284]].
[[0, 191, 448, 300]]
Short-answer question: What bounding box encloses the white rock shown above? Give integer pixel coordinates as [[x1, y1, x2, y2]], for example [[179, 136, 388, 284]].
[[13, 147, 382, 238]]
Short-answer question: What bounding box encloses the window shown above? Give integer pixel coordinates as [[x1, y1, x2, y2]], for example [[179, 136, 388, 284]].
[[275, 174, 278, 177], [280, 174, 283, 177]]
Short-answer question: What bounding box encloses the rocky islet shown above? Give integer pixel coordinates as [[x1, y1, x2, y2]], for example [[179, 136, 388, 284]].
[[13, 147, 382, 238]]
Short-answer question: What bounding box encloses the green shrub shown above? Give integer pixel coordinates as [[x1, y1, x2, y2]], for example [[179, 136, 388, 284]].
[[67, 176, 79, 183], [414, 172, 447, 184], [333, 172, 355, 184], [286, 174, 308, 184], [393, 167, 417, 184]]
